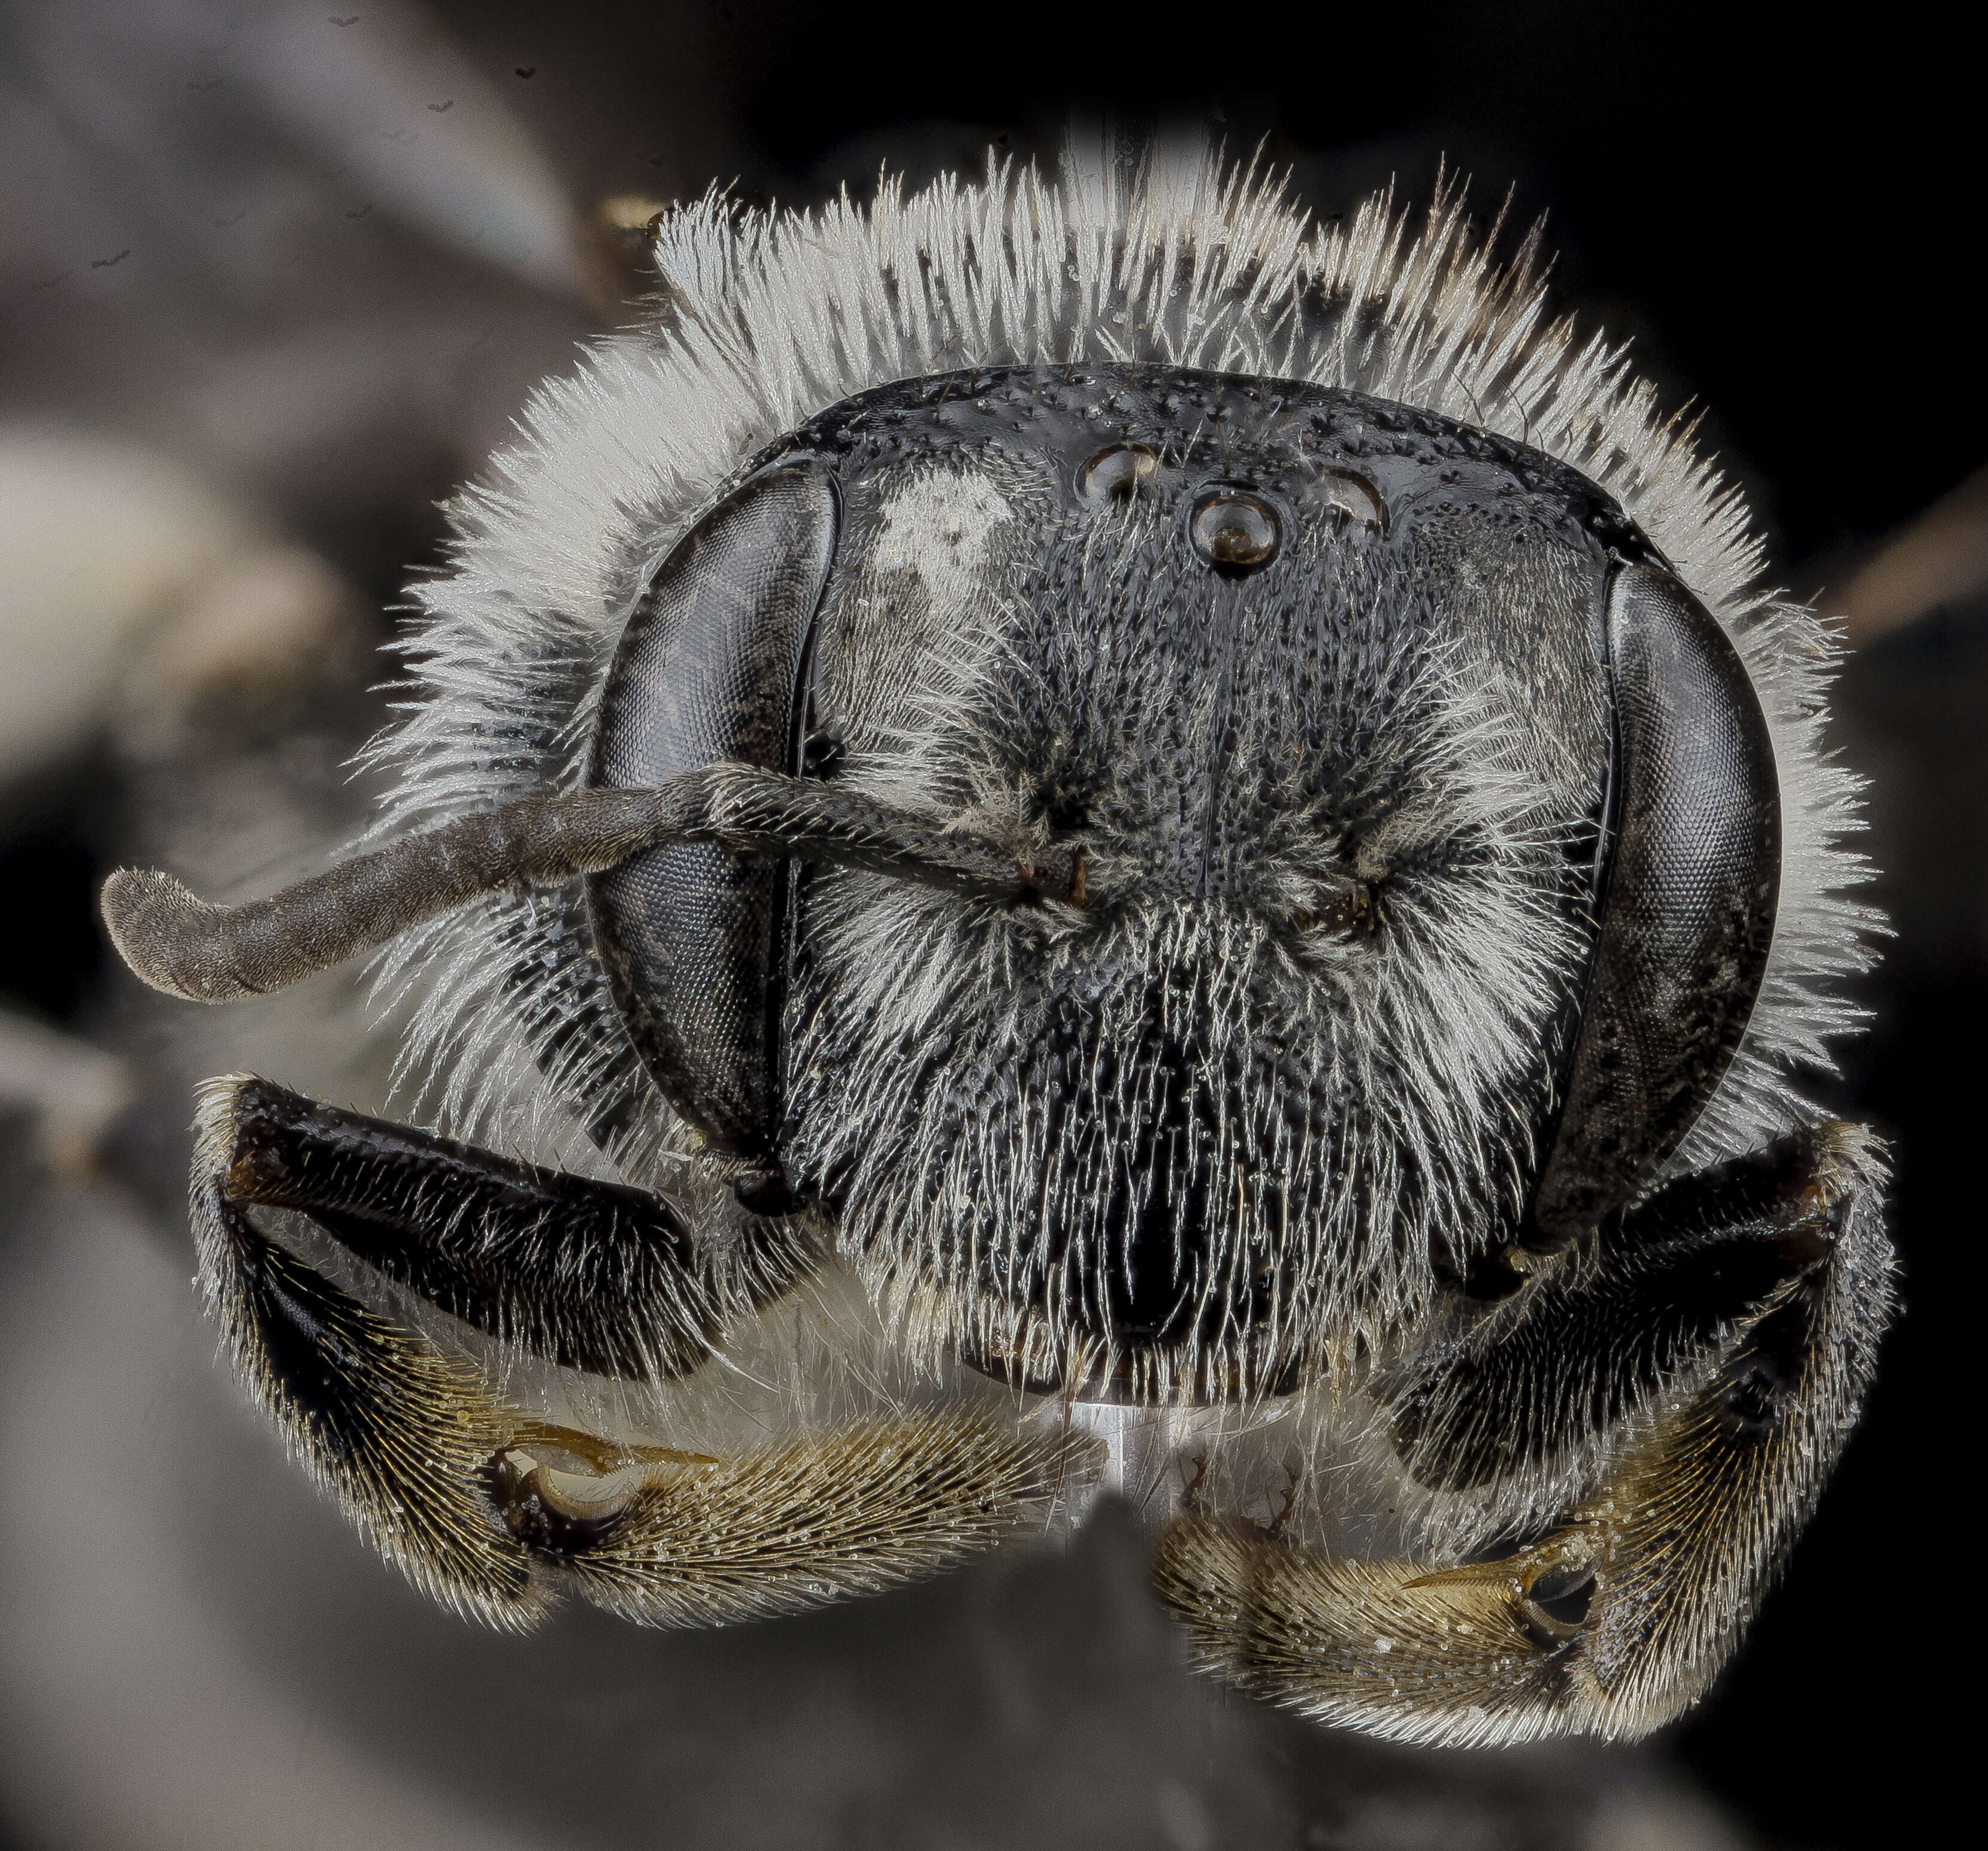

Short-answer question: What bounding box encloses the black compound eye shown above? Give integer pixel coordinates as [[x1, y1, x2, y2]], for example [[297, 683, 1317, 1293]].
[[1527, 561, 1780, 1250], [1079, 442, 1160, 500], [585, 462, 839, 1158], [1190, 489, 1281, 573]]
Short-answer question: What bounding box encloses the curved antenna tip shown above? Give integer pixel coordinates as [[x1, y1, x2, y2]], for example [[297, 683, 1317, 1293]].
[[99, 867, 243, 1003]]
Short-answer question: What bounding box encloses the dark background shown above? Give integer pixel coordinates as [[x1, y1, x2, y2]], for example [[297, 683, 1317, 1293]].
[[1, 4, 1974, 1846]]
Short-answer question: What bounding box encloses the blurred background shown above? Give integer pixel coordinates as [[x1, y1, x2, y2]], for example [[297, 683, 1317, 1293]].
[[0, 4, 1974, 1846]]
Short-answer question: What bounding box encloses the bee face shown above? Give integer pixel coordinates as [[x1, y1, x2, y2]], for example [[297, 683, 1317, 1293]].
[[100, 142, 1884, 1749], [573, 364, 1774, 1396]]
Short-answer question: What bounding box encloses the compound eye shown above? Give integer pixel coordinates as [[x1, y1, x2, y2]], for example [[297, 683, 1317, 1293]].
[[1079, 442, 1160, 500], [586, 462, 839, 1157], [1190, 489, 1281, 573], [1527, 562, 1780, 1249]]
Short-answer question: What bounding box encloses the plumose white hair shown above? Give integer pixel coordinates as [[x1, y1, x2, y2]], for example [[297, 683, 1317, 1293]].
[[363, 129, 1877, 1191]]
